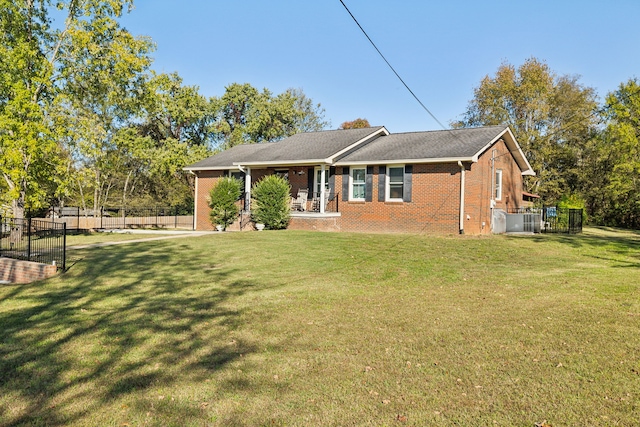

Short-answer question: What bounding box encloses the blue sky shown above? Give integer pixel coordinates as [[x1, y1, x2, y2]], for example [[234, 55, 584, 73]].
[[119, 0, 640, 133]]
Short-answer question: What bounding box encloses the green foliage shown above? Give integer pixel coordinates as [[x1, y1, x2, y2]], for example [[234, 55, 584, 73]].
[[0, 0, 62, 218], [212, 83, 328, 149], [582, 78, 640, 228], [288, 88, 330, 132], [557, 193, 586, 210], [208, 177, 242, 229], [0, 0, 153, 217], [457, 57, 599, 203], [251, 175, 291, 230]]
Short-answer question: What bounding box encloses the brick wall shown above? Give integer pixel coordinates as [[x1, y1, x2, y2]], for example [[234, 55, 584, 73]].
[[335, 163, 461, 234], [289, 215, 341, 232], [0, 257, 57, 284], [193, 140, 525, 234], [464, 138, 524, 234]]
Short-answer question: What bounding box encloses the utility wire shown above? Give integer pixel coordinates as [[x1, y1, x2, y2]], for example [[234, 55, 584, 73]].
[[338, 0, 448, 130]]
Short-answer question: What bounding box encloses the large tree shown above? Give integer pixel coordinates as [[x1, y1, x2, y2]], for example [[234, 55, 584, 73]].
[[55, 1, 154, 212], [456, 58, 599, 202], [0, 0, 60, 219], [212, 83, 328, 149], [583, 79, 640, 227], [0, 0, 151, 218], [127, 72, 215, 208]]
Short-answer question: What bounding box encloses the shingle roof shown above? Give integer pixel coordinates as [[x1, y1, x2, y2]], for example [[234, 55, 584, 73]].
[[336, 126, 508, 163], [184, 127, 386, 169], [184, 144, 267, 170], [184, 125, 534, 175]]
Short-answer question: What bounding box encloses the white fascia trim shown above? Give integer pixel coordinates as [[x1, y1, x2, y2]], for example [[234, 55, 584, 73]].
[[472, 128, 508, 162], [183, 166, 238, 171], [473, 127, 536, 176], [233, 159, 327, 167], [504, 127, 535, 175], [325, 126, 390, 162], [335, 157, 475, 166]]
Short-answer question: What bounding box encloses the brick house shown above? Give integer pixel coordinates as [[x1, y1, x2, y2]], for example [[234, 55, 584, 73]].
[[184, 125, 535, 234]]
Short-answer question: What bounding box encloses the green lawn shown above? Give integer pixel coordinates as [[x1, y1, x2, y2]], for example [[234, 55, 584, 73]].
[[1, 228, 639, 426], [64, 230, 196, 247]]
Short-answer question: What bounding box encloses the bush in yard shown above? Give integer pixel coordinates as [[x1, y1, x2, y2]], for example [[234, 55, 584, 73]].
[[251, 175, 291, 230], [208, 177, 242, 230]]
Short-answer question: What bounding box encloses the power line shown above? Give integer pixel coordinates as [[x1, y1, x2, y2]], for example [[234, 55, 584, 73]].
[[338, 0, 448, 130]]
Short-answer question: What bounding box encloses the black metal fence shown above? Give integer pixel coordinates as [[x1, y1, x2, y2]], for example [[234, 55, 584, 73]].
[[0, 217, 66, 270], [542, 207, 583, 233]]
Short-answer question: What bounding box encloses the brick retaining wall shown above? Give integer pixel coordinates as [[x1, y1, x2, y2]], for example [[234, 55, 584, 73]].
[[0, 257, 58, 284]]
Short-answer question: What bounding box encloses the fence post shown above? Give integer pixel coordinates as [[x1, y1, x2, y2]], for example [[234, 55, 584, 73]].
[[27, 217, 32, 261], [175, 206, 178, 229], [62, 222, 67, 271], [156, 207, 159, 228]]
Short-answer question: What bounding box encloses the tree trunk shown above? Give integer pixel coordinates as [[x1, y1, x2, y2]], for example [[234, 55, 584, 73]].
[[9, 190, 26, 244]]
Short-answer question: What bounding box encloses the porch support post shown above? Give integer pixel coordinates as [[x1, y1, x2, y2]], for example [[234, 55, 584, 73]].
[[192, 171, 198, 230], [244, 167, 251, 212], [320, 165, 326, 214], [458, 161, 465, 234]]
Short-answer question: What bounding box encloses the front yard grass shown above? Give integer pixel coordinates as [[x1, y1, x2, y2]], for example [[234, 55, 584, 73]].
[[64, 230, 195, 247], [1, 227, 638, 426]]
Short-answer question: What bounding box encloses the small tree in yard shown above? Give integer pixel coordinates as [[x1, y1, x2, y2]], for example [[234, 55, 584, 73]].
[[251, 175, 291, 230], [208, 177, 242, 230]]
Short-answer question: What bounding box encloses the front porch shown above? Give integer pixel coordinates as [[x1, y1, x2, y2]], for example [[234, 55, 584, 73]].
[[231, 188, 341, 232]]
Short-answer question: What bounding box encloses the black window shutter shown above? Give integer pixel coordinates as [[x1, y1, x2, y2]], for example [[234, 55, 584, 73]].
[[329, 167, 336, 198], [403, 164, 413, 202], [342, 167, 349, 201], [378, 165, 386, 202], [365, 166, 373, 202], [307, 168, 314, 194]]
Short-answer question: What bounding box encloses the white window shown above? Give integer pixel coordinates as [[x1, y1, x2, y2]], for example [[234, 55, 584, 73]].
[[386, 165, 404, 201], [350, 167, 366, 201], [495, 169, 503, 201]]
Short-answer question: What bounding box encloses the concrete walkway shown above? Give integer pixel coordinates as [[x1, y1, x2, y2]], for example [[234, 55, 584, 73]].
[[67, 230, 217, 250]]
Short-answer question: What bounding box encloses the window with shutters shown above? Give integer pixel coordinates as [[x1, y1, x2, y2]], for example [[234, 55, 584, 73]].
[[386, 165, 404, 201], [350, 167, 366, 201]]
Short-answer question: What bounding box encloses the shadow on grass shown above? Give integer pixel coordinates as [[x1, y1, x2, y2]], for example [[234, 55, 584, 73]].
[[514, 226, 640, 268], [0, 239, 276, 426]]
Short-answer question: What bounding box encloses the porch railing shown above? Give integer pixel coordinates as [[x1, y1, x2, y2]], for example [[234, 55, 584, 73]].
[[291, 191, 339, 213]]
